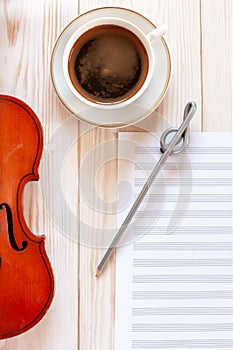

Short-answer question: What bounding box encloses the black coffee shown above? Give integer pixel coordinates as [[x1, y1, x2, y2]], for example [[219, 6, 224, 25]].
[[68, 25, 148, 104]]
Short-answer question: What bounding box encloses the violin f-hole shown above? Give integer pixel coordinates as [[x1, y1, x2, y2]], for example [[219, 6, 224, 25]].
[[0, 203, 28, 252], [0, 95, 54, 339]]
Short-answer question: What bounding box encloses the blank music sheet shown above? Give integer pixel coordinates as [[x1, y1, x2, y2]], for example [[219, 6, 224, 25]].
[[115, 133, 232, 350]]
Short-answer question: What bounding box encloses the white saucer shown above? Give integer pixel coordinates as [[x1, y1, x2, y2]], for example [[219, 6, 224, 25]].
[[51, 7, 171, 127]]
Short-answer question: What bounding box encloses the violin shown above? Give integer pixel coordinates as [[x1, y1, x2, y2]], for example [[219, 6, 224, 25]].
[[0, 95, 54, 339]]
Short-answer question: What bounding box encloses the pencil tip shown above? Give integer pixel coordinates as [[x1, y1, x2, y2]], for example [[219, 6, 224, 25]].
[[95, 269, 101, 279]]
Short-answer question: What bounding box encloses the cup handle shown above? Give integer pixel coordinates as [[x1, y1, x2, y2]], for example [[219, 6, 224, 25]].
[[147, 24, 168, 44]]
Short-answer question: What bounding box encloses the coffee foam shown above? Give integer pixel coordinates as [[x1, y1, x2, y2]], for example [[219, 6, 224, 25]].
[[68, 25, 148, 103]]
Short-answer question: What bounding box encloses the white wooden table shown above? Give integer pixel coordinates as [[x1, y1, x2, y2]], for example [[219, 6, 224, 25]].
[[0, 1, 231, 349]]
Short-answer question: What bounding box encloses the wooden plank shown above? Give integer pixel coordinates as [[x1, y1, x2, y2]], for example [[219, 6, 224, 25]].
[[124, 0, 202, 132], [76, 4, 128, 350], [76, 4, 122, 350], [201, 0, 232, 131], [0, 1, 231, 350], [0, 1, 79, 349], [77, 123, 117, 350], [77, 1, 202, 350]]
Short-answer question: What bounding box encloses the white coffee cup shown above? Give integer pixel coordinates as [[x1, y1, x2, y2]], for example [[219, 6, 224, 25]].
[[63, 17, 167, 110]]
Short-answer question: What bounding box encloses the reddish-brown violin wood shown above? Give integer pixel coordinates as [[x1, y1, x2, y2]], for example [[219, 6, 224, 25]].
[[0, 95, 54, 339]]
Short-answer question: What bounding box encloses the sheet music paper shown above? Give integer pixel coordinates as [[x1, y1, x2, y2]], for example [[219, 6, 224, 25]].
[[115, 133, 232, 350]]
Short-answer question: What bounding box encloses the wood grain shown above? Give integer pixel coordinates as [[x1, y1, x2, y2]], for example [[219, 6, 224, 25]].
[[0, 1, 79, 349], [201, 0, 232, 131], [77, 1, 202, 350], [77, 123, 117, 350], [0, 1, 232, 350], [124, 0, 202, 132]]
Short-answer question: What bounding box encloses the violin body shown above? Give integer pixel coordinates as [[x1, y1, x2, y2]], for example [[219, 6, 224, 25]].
[[0, 95, 54, 339]]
